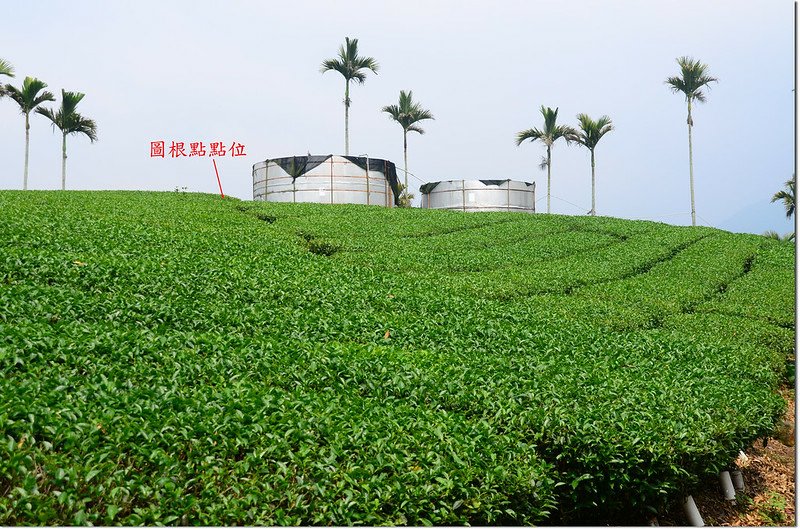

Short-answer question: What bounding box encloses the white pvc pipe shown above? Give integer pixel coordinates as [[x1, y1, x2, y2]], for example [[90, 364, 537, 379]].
[[719, 471, 736, 503], [730, 470, 745, 492], [683, 495, 704, 527]]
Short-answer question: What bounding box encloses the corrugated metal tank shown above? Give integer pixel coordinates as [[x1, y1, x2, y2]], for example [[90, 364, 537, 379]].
[[420, 179, 536, 212], [252, 155, 400, 207]]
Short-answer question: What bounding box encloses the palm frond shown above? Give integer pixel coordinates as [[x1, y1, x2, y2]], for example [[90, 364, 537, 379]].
[[61, 90, 85, 118], [771, 190, 791, 202], [350, 70, 368, 84], [763, 230, 795, 242], [33, 92, 55, 107], [352, 55, 379, 73], [35, 106, 59, 132], [665, 75, 686, 94], [72, 114, 98, 142], [319, 58, 345, 74], [515, 128, 543, 146], [771, 177, 796, 218], [552, 124, 578, 143], [381, 104, 401, 119], [343, 37, 358, 61], [540, 106, 559, 133], [2, 83, 19, 101], [575, 113, 593, 132], [0, 58, 14, 78], [413, 109, 434, 121], [595, 115, 613, 131]]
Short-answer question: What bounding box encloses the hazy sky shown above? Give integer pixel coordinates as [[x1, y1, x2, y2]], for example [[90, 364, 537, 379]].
[[1, 0, 795, 235]]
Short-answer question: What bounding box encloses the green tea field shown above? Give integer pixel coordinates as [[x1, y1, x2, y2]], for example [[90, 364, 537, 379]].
[[0, 191, 794, 525]]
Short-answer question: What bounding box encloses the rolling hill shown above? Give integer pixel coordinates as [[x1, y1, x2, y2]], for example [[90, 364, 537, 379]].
[[0, 191, 794, 525]]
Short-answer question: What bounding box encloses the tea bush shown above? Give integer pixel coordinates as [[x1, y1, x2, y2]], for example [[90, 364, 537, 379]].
[[0, 191, 793, 524]]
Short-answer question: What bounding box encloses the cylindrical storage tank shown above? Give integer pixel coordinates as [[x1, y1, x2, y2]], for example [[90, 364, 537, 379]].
[[420, 179, 536, 213], [253, 155, 400, 207]]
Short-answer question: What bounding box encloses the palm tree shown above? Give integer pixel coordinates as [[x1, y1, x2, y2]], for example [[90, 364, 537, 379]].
[[4, 77, 55, 190], [572, 114, 613, 216], [771, 176, 795, 218], [515, 106, 576, 213], [320, 37, 379, 155], [37, 89, 98, 190], [381, 90, 434, 198], [666, 56, 718, 226]]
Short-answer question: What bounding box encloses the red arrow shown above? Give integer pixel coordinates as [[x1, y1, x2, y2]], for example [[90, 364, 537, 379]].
[[212, 159, 225, 198]]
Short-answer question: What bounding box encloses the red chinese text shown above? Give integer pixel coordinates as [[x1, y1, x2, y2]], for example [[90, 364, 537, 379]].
[[150, 140, 247, 158], [150, 141, 165, 158]]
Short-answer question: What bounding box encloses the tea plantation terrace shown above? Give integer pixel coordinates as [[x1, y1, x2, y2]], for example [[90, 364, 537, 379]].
[[0, 191, 793, 525]]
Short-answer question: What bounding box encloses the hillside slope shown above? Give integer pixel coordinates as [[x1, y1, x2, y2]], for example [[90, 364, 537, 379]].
[[0, 191, 794, 525]]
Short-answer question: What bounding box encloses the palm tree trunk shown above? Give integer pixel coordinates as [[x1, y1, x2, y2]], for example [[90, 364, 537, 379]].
[[61, 133, 67, 191], [546, 145, 552, 214], [344, 80, 350, 155], [687, 99, 696, 226], [23, 112, 30, 191], [403, 129, 408, 191], [590, 149, 596, 216]]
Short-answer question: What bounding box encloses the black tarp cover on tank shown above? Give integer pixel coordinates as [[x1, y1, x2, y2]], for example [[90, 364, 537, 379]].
[[419, 181, 440, 194], [264, 155, 401, 206], [419, 179, 534, 194], [481, 179, 536, 187], [270, 155, 330, 179]]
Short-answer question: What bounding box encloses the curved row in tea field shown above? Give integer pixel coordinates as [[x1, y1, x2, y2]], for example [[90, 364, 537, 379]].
[[0, 191, 793, 524]]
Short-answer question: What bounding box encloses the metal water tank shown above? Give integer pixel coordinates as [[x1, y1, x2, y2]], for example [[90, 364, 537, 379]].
[[252, 155, 400, 207], [420, 179, 535, 212]]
